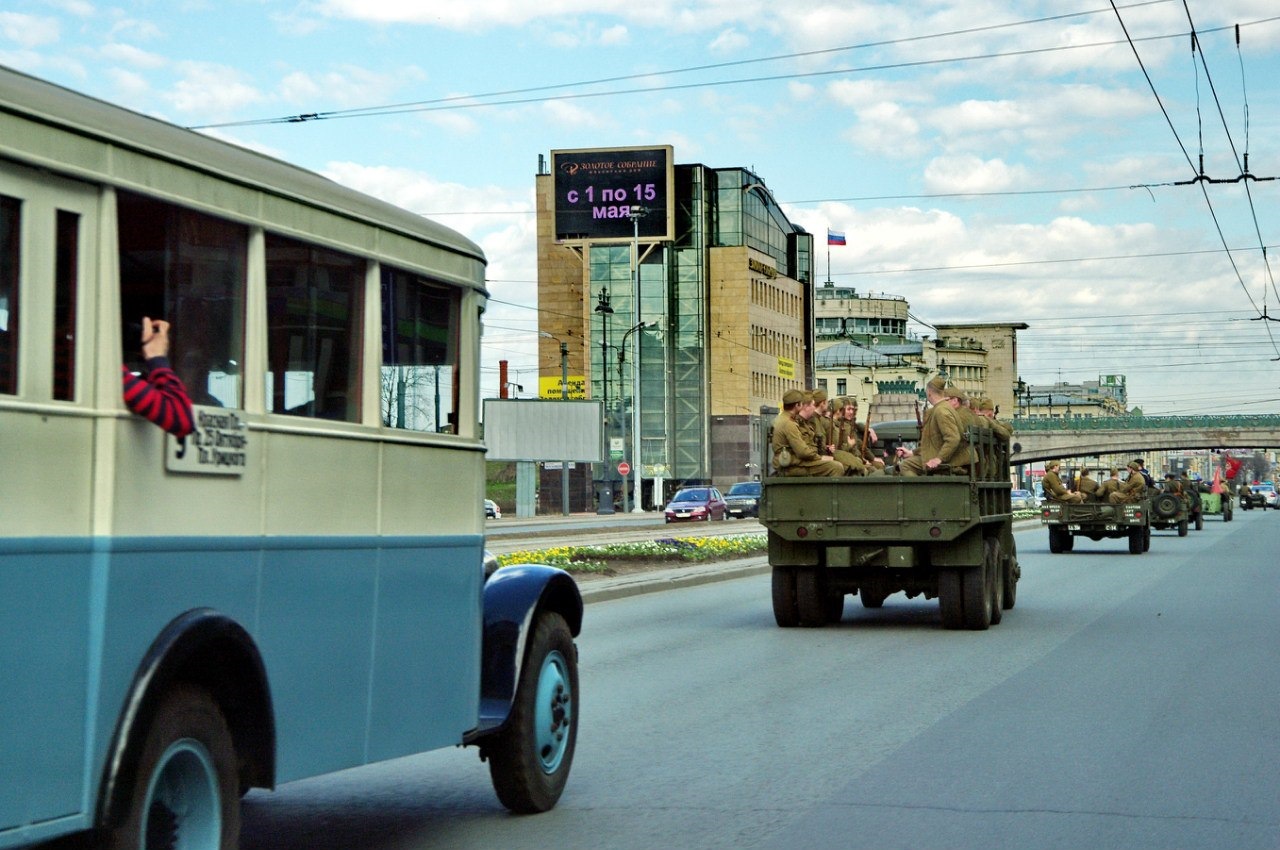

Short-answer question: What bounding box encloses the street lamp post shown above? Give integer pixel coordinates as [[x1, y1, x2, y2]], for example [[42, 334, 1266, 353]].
[[594, 290, 614, 515], [629, 205, 647, 512], [618, 320, 655, 513]]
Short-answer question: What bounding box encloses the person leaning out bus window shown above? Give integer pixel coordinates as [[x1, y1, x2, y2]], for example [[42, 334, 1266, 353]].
[[120, 316, 195, 437]]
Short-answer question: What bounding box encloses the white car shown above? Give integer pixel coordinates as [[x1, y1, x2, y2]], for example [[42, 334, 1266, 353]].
[[484, 499, 502, 519]]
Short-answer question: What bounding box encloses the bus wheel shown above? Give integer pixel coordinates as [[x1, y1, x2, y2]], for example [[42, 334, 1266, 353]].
[[772, 567, 799, 627], [487, 612, 578, 814], [109, 685, 238, 850]]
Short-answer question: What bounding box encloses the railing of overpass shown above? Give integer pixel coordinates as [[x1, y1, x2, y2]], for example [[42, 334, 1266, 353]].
[[1013, 414, 1280, 431]]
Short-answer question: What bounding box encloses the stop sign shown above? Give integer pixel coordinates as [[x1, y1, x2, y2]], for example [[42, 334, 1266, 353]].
[[617, 461, 631, 476]]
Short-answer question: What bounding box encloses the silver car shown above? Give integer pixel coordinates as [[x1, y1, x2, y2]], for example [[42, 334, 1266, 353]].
[[1010, 489, 1038, 511]]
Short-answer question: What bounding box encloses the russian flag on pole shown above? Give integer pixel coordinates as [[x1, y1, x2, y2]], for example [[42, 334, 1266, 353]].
[[827, 229, 846, 246]]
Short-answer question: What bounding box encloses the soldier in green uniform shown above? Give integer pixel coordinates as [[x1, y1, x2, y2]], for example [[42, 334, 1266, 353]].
[[1043, 460, 1085, 503], [832, 396, 883, 475], [897, 379, 968, 476], [975, 397, 1014, 443], [1097, 467, 1122, 499], [772, 388, 843, 477], [1077, 467, 1100, 501], [1108, 460, 1147, 504]]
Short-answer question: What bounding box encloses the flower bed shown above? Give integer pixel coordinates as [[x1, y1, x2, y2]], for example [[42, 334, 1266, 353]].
[[496, 533, 768, 575]]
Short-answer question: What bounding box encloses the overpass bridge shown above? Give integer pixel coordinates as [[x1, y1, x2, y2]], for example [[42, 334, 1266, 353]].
[[1008, 414, 1280, 465]]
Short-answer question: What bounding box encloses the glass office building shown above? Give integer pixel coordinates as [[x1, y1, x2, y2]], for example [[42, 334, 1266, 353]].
[[535, 160, 814, 510]]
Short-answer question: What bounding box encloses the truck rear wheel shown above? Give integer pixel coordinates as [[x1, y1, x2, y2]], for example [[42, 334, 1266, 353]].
[[771, 567, 799, 628], [1044, 527, 1064, 555], [938, 563, 992, 631], [1128, 526, 1145, 554], [986, 539, 1004, 626], [795, 568, 829, 628]]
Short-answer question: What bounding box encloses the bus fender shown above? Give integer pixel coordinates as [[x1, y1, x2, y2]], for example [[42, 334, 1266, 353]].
[[467, 564, 582, 741], [98, 609, 276, 828]]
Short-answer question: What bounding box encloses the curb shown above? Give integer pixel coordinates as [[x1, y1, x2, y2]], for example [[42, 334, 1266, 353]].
[[578, 556, 769, 604]]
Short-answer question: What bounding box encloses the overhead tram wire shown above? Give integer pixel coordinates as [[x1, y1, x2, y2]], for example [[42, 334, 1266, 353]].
[[1110, 1, 1280, 360], [188, 12, 1280, 130], [192, 0, 1176, 129], [1180, 3, 1280, 321]]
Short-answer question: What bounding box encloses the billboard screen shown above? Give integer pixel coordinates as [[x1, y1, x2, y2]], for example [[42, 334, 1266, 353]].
[[552, 145, 674, 243]]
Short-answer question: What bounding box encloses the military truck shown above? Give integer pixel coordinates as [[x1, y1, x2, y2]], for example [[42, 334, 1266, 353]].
[[759, 421, 1018, 631], [1040, 498, 1151, 554], [1148, 489, 1191, 536]]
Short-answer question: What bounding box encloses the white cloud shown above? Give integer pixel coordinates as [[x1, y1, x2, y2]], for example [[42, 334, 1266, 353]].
[[709, 28, 749, 54], [276, 65, 424, 109], [166, 62, 265, 118], [98, 42, 167, 69], [0, 13, 60, 48], [922, 155, 1028, 194], [599, 24, 629, 46], [844, 101, 925, 158]]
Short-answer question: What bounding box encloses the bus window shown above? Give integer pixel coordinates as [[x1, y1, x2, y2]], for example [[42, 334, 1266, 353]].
[[52, 209, 78, 401], [265, 234, 363, 421], [117, 192, 247, 408], [381, 267, 459, 432], [0, 195, 18, 395]]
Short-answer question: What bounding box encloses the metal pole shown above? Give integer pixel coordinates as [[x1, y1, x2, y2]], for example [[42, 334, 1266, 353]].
[[630, 206, 646, 512], [631, 325, 643, 512], [618, 345, 628, 514], [596, 291, 614, 515], [560, 341, 570, 515]]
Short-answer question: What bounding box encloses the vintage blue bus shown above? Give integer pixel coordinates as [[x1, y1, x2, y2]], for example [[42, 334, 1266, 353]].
[[0, 66, 581, 849]]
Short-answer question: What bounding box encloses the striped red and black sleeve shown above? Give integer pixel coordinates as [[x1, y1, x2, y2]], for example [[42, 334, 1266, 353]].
[[120, 358, 195, 437]]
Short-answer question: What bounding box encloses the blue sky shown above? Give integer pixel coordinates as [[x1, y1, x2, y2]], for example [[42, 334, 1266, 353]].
[[5, 0, 1280, 415]]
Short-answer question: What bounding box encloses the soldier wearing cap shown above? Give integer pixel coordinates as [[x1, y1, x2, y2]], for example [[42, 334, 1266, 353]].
[[1108, 460, 1147, 504], [975, 397, 1014, 443], [832, 396, 883, 475], [897, 378, 967, 476], [808, 387, 836, 457], [772, 388, 843, 477], [1043, 460, 1085, 503]]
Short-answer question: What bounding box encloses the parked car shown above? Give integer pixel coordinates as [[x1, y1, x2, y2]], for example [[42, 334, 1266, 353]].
[[724, 481, 762, 518], [485, 498, 502, 519], [1010, 489, 1037, 511], [664, 487, 727, 523]]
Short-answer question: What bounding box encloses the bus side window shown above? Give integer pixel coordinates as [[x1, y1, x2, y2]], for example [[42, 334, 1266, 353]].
[[264, 234, 362, 422], [380, 268, 459, 432], [117, 192, 247, 408], [0, 195, 18, 396]]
